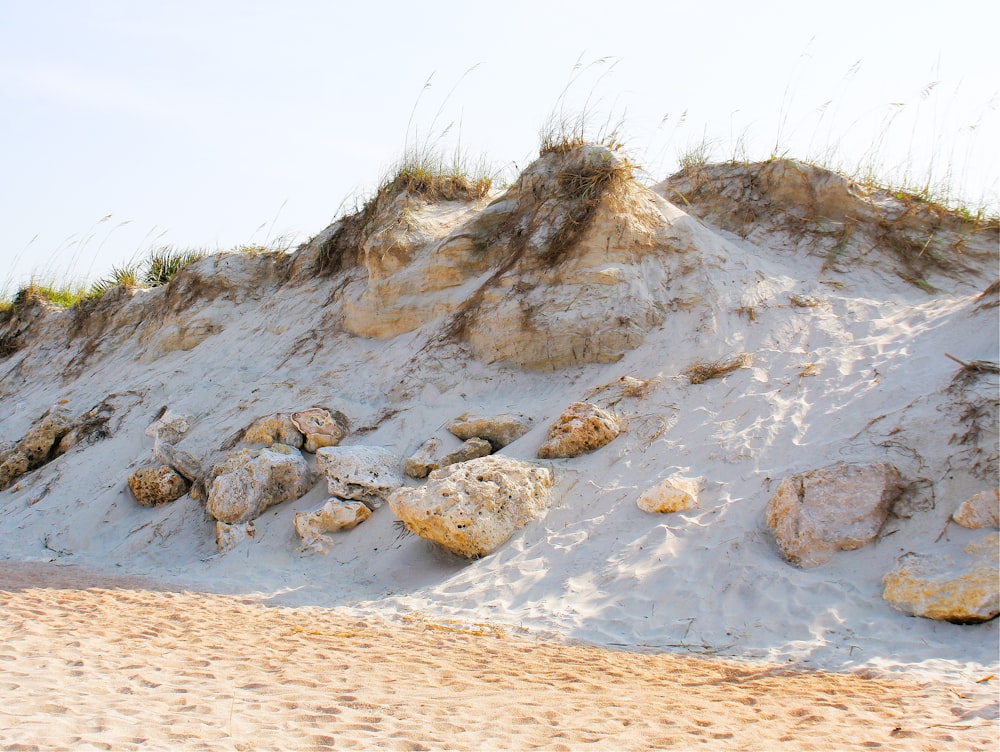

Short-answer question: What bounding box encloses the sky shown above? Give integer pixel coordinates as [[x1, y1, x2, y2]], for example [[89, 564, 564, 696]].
[[1, 0, 997, 296]]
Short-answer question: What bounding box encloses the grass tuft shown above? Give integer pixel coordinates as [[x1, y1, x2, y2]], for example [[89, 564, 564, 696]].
[[686, 353, 752, 384]]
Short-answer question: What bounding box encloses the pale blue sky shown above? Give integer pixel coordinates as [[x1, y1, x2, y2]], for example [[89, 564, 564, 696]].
[[1, 0, 997, 294]]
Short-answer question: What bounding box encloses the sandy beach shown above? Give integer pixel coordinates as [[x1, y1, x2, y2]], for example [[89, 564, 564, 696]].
[[0, 563, 994, 751]]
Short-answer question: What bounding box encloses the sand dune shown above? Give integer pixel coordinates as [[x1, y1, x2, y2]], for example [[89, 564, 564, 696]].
[[0, 563, 994, 751]]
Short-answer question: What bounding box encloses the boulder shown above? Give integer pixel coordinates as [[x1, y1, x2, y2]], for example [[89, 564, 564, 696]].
[[294, 499, 371, 542], [389, 455, 553, 558], [537, 402, 621, 459], [18, 411, 74, 468], [447, 412, 533, 450], [127, 465, 190, 507], [882, 533, 999, 623], [952, 490, 1000, 530], [439, 437, 493, 467], [242, 414, 304, 449], [637, 475, 701, 514], [291, 408, 348, 453], [766, 462, 903, 568], [405, 438, 441, 479], [215, 520, 256, 551], [145, 409, 192, 445], [206, 444, 312, 524], [0, 450, 30, 491], [315, 445, 403, 509]]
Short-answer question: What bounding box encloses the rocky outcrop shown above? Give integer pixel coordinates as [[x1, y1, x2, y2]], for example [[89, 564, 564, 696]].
[[637, 475, 701, 514], [952, 490, 1000, 530], [537, 402, 621, 459], [447, 412, 533, 450], [316, 446, 403, 509], [291, 408, 348, 453], [206, 444, 312, 524], [241, 414, 304, 449], [127, 465, 189, 507], [389, 455, 553, 558], [294, 499, 371, 544], [882, 534, 999, 623], [766, 462, 903, 568]]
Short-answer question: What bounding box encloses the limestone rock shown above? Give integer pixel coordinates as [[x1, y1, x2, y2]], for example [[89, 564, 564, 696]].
[[447, 412, 533, 450], [316, 445, 403, 509], [19, 411, 74, 468], [405, 438, 441, 479], [882, 534, 999, 623], [291, 408, 348, 453], [0, 450, 30, 491], [537, 402, 621, 459], [242, 414, 304, 449], [145, 409, 192, 445], [637, 475, 701, 513], [439, 437, 493, 467], [206, 444, 312, 524], [215, 520, 256, 551], [294, 499, 371, 542], [152, 441, 203, 484], [128, 465, 190, 507], [766, 462, 903, 568], [952, 490, 1000, 530], [389, 455, 553, 558]]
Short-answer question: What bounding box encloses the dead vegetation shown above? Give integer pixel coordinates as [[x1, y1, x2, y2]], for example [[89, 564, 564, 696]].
[[686, 353, 752, 384]]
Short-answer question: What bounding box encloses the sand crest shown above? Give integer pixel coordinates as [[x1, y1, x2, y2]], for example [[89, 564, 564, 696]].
[[0, 563, 994, 751]]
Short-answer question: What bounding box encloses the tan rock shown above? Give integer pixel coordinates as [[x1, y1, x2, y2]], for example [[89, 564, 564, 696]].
[[447, 412, 533, 450], [439, 437, 493, 467], [405, 438, 441, 479], [19, 412, 74, 467], [127, 465, 189, 507], [389, 455, 553, 558], [882, 533, 999, 623], [294, 499, 371, 542], [315, 445, 403, 509], [637, 475, 701, 513], [952, 490, 1000, 530], [766, 462, 903, 568], [215, 520, 256, 551], [242, 414, 304, 449], [206, 445, 312, 524], [537, 402, 621, 459], [0, 450, 29, 491], [291, 408, 349, 453]]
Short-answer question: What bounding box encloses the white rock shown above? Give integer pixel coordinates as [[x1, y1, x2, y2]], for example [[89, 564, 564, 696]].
[[315, 445, 403, 509], [293, 499, 371, 543], [952, 490, 1000, 530], [405, 438, 441, 479], [447, 412, 533, 449], [145, 409, 192, 445], [215, 520, 256, 551], [637, 475, 701, 514], [206, 445, 312, 524], [389, 455, 553, 558], [766, 462, 903, 568], [882, 533, 999, 623]]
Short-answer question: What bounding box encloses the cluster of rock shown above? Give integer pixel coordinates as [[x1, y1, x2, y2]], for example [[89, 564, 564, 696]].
[[1, 400, 116, 492]]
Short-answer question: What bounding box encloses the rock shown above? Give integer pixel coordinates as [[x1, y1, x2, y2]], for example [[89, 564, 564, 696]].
[[405, 438, 441, 479], [766, 462, 903, 568], [537, 402, 621, 459], [882, 533, 999, 623], [389, 455, 553, 558], [315, 446, 403, 509], [294, 499, 371, 542], [439, 437, 493, 467], [953, 490, 1000, 530], [145, 409, 192, 445], [637, 475, 701, 513], [291, 408, 348, 453], [127, 465, 190, 507], [152, 441, 203, 483], [447, 412, 533, 450], [242, 414, 304, 449], [206, 444, 312, 524], [18, 411, 74, 468], [0, 450, 29, 491], [215, 520, 256, 551]]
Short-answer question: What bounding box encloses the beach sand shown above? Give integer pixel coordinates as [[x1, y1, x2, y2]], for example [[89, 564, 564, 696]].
[[0, 563, 994, 751]]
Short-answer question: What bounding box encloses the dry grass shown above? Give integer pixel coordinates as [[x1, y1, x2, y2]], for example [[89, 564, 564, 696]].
[[686, 353, 751, 384]]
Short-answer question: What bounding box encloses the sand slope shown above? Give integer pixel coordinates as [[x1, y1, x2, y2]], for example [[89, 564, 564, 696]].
[[1, 563, 996, 751]]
